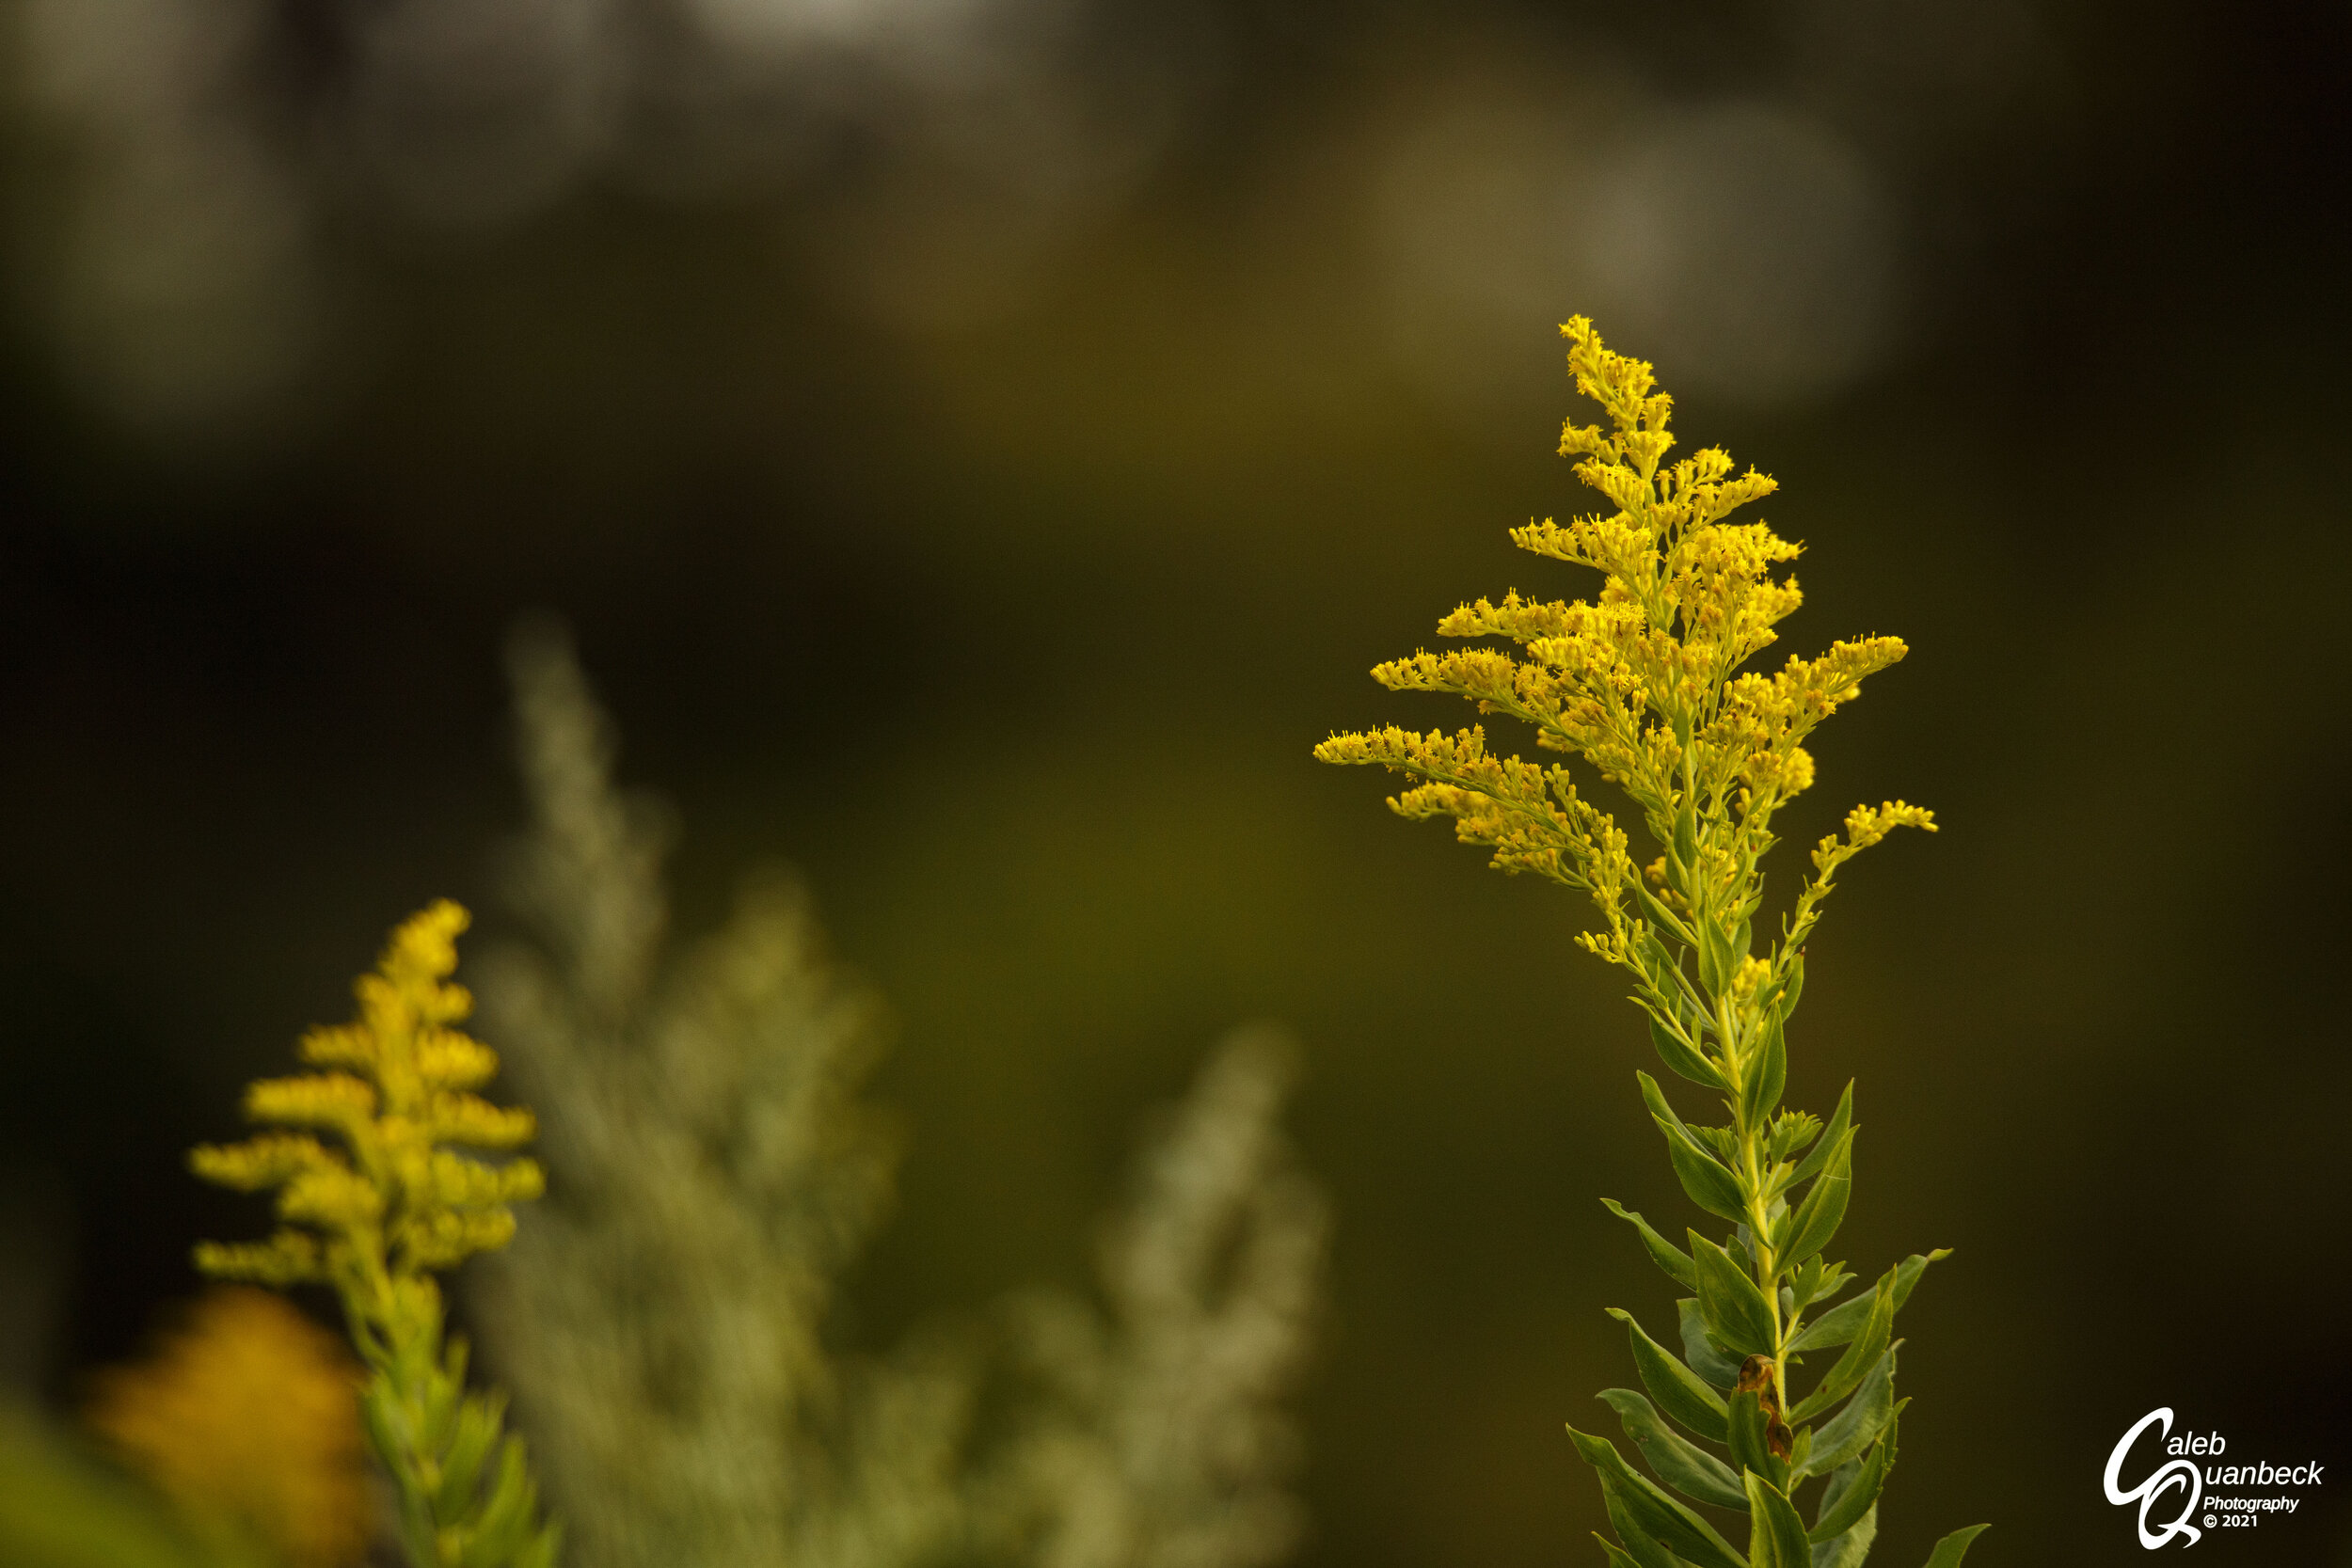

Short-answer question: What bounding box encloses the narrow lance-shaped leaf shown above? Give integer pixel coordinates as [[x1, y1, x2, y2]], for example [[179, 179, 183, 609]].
[[1647, 1009, 1732, 1093], [1725, 1390, 1783, 1492], [1802, 1344, 1899, 1478], [1609, 1307, 1727, 1442], [1776, 1126, 1853, 1264], [1699, 918, 1737, 996], [1591, 1532, 1656, 1568], [1689, 1232, 1777, 1359], [1809, 1407, 1899, 1544], [1659, 1123, 1749, 1224], [1677, 1297, 1742, 1391], [1597, 1389, 1748, 1512], [1597, 1478, 1682, 1568], [1788, 1083, 1853, 1186], [1738, 1004, 1787, 1132], [1633, 880, 1701, 960], [1642, 934, 1711, 1025], [1639, 1073, 1748, 1223], [1788, 1269, 1894, 1424], [1922, 1525, 1991, 1567], [1603, 1198, 1697, 1290], [1565, 1426, 1751, 1568], [1742, 1473, 1811, 1568], [1788, 1251, 1949, 1354], [1811, 1505, 1877, 1568], [1771, 953, 1806, 1022]]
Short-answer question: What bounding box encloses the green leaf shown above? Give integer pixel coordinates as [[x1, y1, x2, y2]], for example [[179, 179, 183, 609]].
[[1741, 1479, 1808, 1568], [1565, 1426, 1751, 1568], [1643, 935, 1708, 1022], [1591, 1532, 1655, 1568], [1673, 803, 1699, 876], [1811, 1505, 1877, 1568], [1610, 1308, 1729, 1441], [1740, 1005, 1788, 1132], [1809, 1412, 1898, 1544], [1634, 880, 1702, 954], [1725, 1391, 1785, 1493], [1921, 1525, 1990, 1568], [1788, 1252, 1947, 1354], [1741, 1473, 1810, 1568], [1604, 1200, 1699, 1290], [1598, 1481, 1683, 1568], [1599, 1389, 1748, 1512], [1788, 1084, 1853, 1186], [435, 1397, 502, 1518], [1677, 1298, 1743, 1390], [1689, 1233, 1777, 1359], [1779, 954, 1805, 1020], [1778, 1129, 1854, 1264], [1647, 1011, 1733, 1092], [1802, 1351, 1900, 1478], [1657, 1125, 1748, 1223], [1788, 1272, 1894, 1424], [1699, 920, 1736, 995]]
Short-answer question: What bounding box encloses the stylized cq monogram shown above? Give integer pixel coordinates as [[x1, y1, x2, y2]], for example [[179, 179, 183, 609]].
[[2105, 1408, 2203, 1549]]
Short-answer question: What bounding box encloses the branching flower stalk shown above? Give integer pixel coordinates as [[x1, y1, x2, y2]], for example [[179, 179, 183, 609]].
[[191, 902, 558, 1568], [1315, 320, 1985, 1568]]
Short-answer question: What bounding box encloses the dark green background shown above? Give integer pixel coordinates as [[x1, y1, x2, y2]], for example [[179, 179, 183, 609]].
[[3, 2, 2347, 1563]]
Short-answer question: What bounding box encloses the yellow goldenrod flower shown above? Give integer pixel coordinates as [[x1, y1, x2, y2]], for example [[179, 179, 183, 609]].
[[87, 1288, 368, 1568], [193, 901, 557, 1568], [1316, 316, 1932, 1004]]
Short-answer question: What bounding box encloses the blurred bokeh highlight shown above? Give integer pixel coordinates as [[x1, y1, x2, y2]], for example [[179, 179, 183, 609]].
[[1, 0, 2348, 1564]]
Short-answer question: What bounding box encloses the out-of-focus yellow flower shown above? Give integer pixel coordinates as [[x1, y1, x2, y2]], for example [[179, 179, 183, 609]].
[[192, 900, 542, 1297], [87, 1288, 368, 1568], [190, 901, 558, 1568]]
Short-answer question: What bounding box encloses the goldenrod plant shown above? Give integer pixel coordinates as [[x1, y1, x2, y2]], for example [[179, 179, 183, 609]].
[[1316, 319, 1984, 1568], [86, 1287, 369, 1568], [469, 620, 971, 1568], [190, 902, 559, 1568], [1003, 1027, 1327, 1568]]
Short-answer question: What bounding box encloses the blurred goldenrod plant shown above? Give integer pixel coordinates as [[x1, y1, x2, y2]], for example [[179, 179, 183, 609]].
[[999, 1028, 1327, 1568], [1317, 319, 1984, 1568], [469, 621, 970, 1568], [86, 1287, 367, 1568], [191, 901, 559, 1568]]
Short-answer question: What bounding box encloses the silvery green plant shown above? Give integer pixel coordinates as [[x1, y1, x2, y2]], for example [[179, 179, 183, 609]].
[[1003, 1027, 1327, 1568], [1317, 320, 1985, 1568], [475, 624, 1329, 1568], [471, 621, 973, 1568]]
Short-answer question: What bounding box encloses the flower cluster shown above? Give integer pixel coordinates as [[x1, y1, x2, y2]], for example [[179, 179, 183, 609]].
[[1315, 316, 1930, 1005], [192, 900, 542, 1294], [1317, 319, 1979, 1568]]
